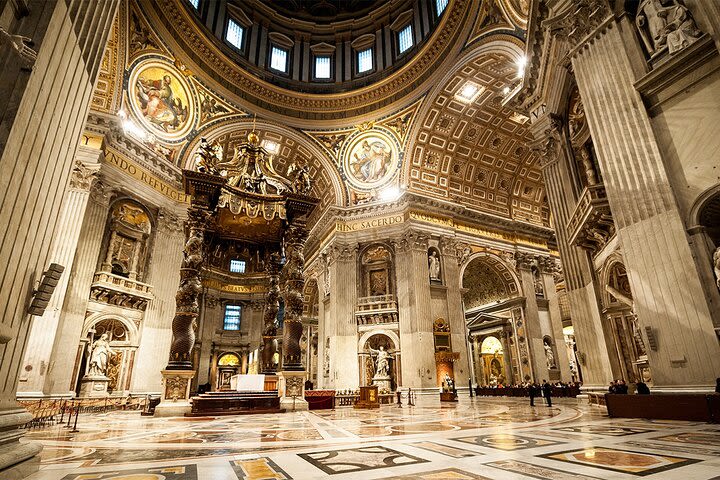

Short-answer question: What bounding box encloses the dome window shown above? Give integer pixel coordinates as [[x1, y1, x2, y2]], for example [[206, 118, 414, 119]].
[[188, 0, 199, 10], [270, 46, 289, 73], [357, 48, 373, 74], [398, 24, 414, 54], [226, 18, 244, 51], [436, 0, 449, 16], [315, 56, 331, 79]]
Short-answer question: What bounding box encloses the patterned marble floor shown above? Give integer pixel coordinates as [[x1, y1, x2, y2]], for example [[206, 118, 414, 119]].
[[22, 397, 720, 479]]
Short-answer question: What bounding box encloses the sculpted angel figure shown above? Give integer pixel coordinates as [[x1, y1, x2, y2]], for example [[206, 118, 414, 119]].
[[428, 251, 441, 280], [544, 340, 556, 369]]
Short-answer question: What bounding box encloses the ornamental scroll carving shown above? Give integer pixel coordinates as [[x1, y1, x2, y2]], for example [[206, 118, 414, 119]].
[[69, 159, 98, 191], [552, 0, 612, 47]]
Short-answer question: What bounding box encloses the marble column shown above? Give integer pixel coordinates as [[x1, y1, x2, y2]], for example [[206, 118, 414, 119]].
[[327, 242, 359, 390], [440, 240, 471, 388], [17, 150, 100, 396], [0, 0, 120, 475], [515, 254, 547, 382], [196, 293, 220, 387], [261, 255, 281, 375], [563, 7, 720, 388], [129, 210, 184, 394], [540, 258, 572, 382], [45, 181, 112, 396], [530, 114, 617, 390], [394, 230, 436, 390]]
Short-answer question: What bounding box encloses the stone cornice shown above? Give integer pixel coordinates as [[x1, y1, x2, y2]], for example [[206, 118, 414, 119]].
[[305, 191, 555, 261]]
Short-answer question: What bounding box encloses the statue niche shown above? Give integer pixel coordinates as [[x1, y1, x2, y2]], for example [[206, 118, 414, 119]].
[[363, 334, 396, 393], [100, 200, 152, 280], [360, 244, 394, 298]]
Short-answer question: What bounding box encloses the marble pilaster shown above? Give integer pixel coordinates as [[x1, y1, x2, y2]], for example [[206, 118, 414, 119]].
[[569, 14, 720, 387], [327, 242, 358, 390], [18, 150, 100, 396]]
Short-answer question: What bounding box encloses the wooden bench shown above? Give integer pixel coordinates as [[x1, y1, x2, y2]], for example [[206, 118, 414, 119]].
[[606, 393, 720, 422]]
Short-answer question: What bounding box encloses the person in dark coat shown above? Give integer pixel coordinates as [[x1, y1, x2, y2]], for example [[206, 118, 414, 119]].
[[529, 383, 537, 406], [636, 382, 650, 394], [542, 380, 552, 407]]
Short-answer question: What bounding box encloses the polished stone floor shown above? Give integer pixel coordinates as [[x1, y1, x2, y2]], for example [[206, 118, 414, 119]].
[[22, 396, 720, 479]]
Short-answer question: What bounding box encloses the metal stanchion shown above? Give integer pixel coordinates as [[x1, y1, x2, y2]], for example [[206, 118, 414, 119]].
[[65, 401, 73, 428], [59, 400, 66, 423], [396, 390, 402, 407], [407, 388, 415, 406], [71, 405, 80, 433], [469, 378, 473, 398]]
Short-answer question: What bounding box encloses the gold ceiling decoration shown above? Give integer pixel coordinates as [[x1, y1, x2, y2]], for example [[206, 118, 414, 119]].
[[405, 51, 548, 227]]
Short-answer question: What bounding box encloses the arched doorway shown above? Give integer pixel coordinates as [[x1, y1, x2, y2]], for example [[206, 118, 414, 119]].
[[601, 258, 651, 384], [462, 253, 525, 387], [479, 336, 505, 387], [217, 352, 241, 390], [75, 316, 139, 396], [358, 332, 399, 392]]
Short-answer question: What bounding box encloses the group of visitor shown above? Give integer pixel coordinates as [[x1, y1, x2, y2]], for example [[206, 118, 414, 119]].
[[608, 379, 650, 395], [528, 380, 555, 407]]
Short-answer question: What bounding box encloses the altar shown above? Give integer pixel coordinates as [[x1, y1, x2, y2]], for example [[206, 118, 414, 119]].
[[230, 374, 265, 392]]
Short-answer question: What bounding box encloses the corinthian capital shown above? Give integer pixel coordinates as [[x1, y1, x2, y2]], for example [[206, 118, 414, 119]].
[[553, 0, 612, 48], [69, 159, 99, 191]]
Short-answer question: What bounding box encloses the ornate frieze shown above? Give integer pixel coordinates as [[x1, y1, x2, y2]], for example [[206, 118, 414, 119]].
[[392, 230, 429, 253], [157, 209, 184, 234]]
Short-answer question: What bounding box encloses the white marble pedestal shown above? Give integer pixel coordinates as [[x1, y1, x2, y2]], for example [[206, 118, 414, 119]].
[[78, 375, 110, 397], [372, 375, 392, 393], [278, 371, 308, 411], [154, 370, 195, 417]]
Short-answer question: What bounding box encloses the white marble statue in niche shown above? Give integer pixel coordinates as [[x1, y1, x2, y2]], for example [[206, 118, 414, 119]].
[[636, 0, 703, 56], [369, 345, 391, 378], [544, 339, 556, 370], [713, 247, 720, 290], [87, 333, 116, 377], [428, 250, 441, 281]]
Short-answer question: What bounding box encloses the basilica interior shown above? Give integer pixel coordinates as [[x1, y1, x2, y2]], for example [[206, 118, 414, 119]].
[[1, 0, 720, 479]]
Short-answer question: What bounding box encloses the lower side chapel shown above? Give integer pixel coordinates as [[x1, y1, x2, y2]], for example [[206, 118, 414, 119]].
[[0, 0, 719, 478]]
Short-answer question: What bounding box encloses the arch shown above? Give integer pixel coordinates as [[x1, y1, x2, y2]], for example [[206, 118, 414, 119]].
[[599, 253, 633, 310], [82, 313, 140, 347], [401, 37, 548, 226], [358, 329, 400, 353], [218, 352, 241, 367], [460, 251, 522, 309], [480, 335, 503, 354], [688, 184, 720, 247]]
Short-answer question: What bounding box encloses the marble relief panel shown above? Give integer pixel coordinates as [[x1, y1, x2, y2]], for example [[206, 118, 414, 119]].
[[298, 445, 428, 475], [540, 447, 700, 476], [60, 465, 198, 479]]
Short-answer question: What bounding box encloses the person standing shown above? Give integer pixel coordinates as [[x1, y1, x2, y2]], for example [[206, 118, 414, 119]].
[[542, 380, 552, 407], [529, 383, 537, 407]]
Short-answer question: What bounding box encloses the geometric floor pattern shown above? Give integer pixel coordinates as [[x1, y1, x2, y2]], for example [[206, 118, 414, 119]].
[[24, 397, 720, 479]]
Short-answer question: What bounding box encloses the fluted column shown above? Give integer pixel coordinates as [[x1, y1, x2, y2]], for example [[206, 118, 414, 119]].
[[515, 255, 546, 382], [18, 151, 100, 396], [530, 116, 615, 389], [46, 181, 112, 395], [563, 6, 720, 387], [440, 239, 471, 387], [130, 210, 184, 393], [196, 294, 219, 386], [0, 0, 119, 474], [539, 258, 572, 382], [327, 242, 358, 390], [395, 230, 436, 389]]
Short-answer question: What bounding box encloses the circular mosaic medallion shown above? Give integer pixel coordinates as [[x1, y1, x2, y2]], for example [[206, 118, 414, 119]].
[[342, 130, 399, 190], [128, 59, 195, 140]]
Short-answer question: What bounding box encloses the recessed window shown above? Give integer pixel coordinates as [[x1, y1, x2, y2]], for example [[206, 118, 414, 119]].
[[223, 305, 241, 331], [315, 55, 331, 79], [357, 48, 373, 74], [226, 19, 244, 50], [270, 46, 288, 73], [398, 25, 414, 54], [229, 259, 246, 273], [188, 0, 200, 9], [436, 0, 448, 15]]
